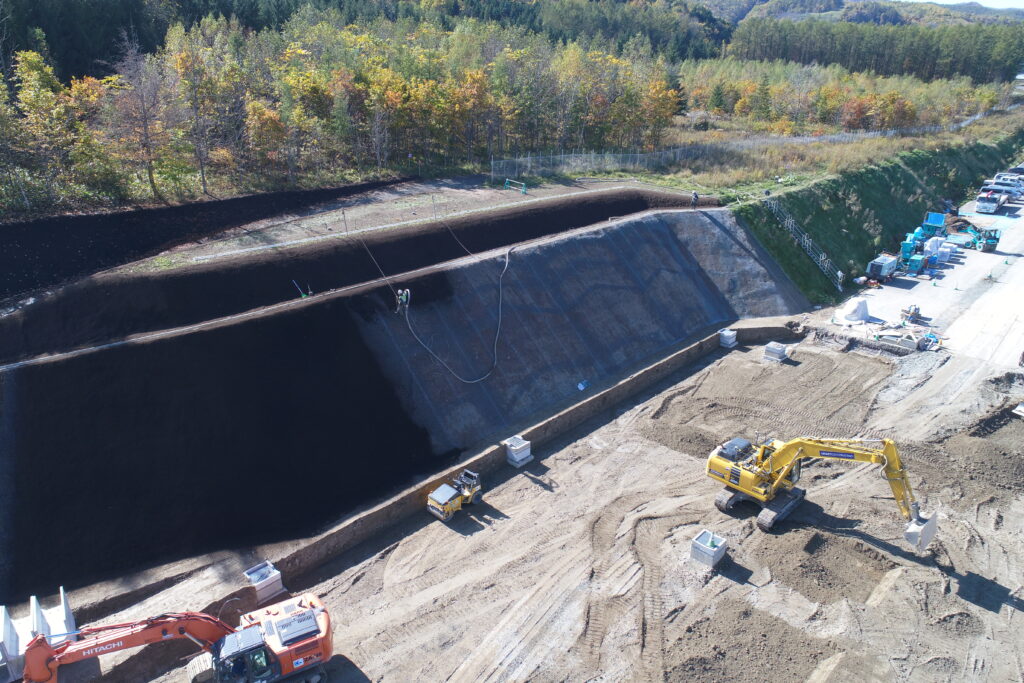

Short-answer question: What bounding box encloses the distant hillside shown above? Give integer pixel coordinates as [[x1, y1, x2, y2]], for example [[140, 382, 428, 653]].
[[696, 0, 763, 23], [887, 1, 1024, 25], [747, 0, 844, 20], [698, 0, 1024, 24], [729, 18, 1024, 81], [1, 0, 733, 80]]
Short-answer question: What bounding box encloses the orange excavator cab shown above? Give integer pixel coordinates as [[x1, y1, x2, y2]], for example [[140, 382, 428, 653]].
[[197, 594, 332, 683]]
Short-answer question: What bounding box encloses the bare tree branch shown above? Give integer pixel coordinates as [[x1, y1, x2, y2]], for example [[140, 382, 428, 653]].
[[109, 31, 173, 202]]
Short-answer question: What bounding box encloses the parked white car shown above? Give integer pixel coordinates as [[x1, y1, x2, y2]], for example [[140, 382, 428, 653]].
[[994, 172, 1023, 184], [976, 191, 1008, 214]]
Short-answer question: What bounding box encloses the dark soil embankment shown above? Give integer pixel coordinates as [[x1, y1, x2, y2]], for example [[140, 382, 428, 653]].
[[0, 178, 407, 301], [0, 206, 793, 604], [0, 189, 692, 364], [360, 209, 806, 454], [1, 285, 439, 602]]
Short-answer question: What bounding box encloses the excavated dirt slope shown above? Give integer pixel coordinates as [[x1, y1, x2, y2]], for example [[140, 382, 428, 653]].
[[360, 209, 805, 453], [0, 179, 407, 300], [0, 202, 802, 603], [0, 189, 694, 364]]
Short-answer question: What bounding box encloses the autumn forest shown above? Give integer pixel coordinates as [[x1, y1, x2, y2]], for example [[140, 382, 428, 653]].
[[0, 0, 1022, 216]]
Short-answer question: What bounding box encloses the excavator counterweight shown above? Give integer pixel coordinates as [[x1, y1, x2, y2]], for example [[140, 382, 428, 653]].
[[707, 436, 936, 552]]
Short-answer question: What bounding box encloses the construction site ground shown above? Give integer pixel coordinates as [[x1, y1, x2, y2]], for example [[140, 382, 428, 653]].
[[9, 182, 1024, 683], [845, 198, 1023, 370], [135, 328, 1018, 682]]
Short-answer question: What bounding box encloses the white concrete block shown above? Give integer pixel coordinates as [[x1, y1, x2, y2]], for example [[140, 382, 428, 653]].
[[764, 342, 788, 363], [244, 561, 286, 605], [0, 605, 19, 683], [1, 587, 76, 683], [691, 529, 728, 568], [502, 436, 533, 468], [718, 328, 738, 348]]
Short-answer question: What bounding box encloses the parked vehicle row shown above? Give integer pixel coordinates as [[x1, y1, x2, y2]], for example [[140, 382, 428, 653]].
[[974, 169, 1023, 214]]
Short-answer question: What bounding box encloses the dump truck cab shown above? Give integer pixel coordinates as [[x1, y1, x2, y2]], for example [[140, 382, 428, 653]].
[[427, 470, 481, 521]]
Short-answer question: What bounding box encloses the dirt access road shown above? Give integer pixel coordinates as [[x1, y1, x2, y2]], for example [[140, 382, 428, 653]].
[[147, 337, 1024, 683]]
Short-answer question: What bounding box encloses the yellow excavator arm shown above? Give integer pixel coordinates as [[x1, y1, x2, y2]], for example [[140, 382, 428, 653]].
[[757, 438, 916, 519], [706, 436, 936, 551]]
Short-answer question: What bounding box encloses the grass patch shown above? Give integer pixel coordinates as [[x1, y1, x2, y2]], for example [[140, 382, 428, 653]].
[[728, 126, 1024, 304]]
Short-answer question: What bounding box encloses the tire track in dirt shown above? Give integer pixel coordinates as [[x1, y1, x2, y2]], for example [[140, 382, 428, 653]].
[[574, 490, 705, 680], [634, 517, 667, 683], [578, 492, 653, 670], [445, 537, 588, 682]]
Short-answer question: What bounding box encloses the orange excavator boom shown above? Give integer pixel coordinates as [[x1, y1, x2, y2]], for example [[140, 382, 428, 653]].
[[22, 612, 233, 682]]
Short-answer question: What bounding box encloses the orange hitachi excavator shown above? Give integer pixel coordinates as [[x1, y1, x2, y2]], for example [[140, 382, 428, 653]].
[[21, 593, 331, 683]]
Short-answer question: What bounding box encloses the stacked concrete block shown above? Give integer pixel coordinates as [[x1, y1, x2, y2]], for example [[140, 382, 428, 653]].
[[0, 587, 75, 683]]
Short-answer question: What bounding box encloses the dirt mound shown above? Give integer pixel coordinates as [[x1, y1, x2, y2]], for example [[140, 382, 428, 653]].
[[936, 402, 1024, 499], [968, 404, 1021, 438], [665, 600, 833, 681], [750, 529, 896, 604], [931, 610, 983, 637], [987, 370, 1024, 394], [639, 345, 893, 455], [0, 178, 407, 301]]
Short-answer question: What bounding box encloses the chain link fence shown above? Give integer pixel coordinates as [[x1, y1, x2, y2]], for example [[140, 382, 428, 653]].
[[490, 105, 1019, 181]]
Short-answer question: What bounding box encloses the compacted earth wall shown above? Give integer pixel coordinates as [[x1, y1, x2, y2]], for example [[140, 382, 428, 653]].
[[359, 210, 805, 453], [0, 189, 695, 364], [0, 199, 805, 603], [0, 178, 409, 300]]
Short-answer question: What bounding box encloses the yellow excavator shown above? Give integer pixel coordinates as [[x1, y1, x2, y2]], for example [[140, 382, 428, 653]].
[[706, 436, 937, 551]]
